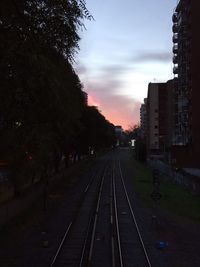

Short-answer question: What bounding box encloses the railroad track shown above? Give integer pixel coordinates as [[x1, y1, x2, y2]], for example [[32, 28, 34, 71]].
[[81, 156, 152, 267], [50, 160, 110, 267], [111, 159, 152, 267], [50, 153, 152, 267]]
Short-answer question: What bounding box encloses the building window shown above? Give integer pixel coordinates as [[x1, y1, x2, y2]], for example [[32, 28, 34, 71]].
[[154, 125, 158, 129]]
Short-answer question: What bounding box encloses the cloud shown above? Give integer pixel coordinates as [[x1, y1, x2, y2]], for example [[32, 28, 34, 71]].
[[98, 94, 141, 130], [101, 64, 134, 76], [86, 78, 123, 95], [132, 51, 172, 63], [76, 61, 130, 94], [86, 80, 141, 130], [74, 64, 88, 75], [76, 61, 141, 129]]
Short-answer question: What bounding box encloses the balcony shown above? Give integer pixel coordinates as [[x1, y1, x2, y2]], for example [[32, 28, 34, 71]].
[[173, 66, 178, 74], [172, 12, 178, 23], [172, 23, 178, 33], [173, 55, 178, 64], [173, 44, 178, 53], [172, 33, 178, 43]]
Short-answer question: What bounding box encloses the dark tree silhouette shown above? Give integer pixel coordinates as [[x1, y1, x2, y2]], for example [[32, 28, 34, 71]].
[[0, 0, 91, 194], [0, 0, 93, 59], [76, 106, 116, 156]]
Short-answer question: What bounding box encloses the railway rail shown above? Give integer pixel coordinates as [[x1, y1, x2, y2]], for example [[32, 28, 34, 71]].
[[50, 161, 109, 266], [87, 157, 152, 267], [116, 159, 152, 267], [50, 153, 152, 267]]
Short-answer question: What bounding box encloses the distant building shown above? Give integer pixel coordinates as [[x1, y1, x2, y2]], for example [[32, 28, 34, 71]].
[[146, 80, 176, 159], [115, 126, 123, 146], [140, 98, 147, 139], [115, 125, 123, 138], [147, 83, 159, 154], [166, 79, 176, 150], [147, 82, 174, 158]]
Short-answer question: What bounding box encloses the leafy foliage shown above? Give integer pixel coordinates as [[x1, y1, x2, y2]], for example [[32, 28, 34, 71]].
[[0, 0, 93, 59], [0, 0, 115, 195], [0, 0, 90, 191], [76, 106, 116, 155]]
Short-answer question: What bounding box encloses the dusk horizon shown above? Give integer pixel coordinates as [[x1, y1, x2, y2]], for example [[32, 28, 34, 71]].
[[1, 1, 199, 267], [75, 0, 177, 129]]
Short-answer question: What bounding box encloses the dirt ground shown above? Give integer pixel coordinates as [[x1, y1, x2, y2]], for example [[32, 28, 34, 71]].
[[151, 206, 200, 266]]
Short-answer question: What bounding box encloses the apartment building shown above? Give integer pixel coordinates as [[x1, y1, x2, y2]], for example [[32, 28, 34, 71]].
[[140, 98, 147, 139], [172, 0, 191, 145], [146, 81, 175, 158], [146, 83, 166, 156], [172, 0, 200, 167], [166, 79, 176, 149]]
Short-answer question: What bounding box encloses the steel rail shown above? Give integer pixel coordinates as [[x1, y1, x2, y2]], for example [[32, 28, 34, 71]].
[[79, 215, 93, 267], [81, 164, 111, 266], [118, 160, 152, 267], [50, 222, 72, 267], [87, 166, 106, 264], [50, 162, 107, 267], [112, 162, 124, 267], [110, 169, 115, 267]]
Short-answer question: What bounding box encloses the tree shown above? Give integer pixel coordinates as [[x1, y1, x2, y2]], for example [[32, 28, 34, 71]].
[[0, 0, 93, 60], [76, 106, 116, 156], [0, 0, 92, 194], [125, 124, 140, 139]]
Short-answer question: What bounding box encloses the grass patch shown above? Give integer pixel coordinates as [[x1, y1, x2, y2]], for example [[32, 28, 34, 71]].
[[130, 154, 200, 222], [130, 158, 153, 204], [159, 179, 200, 221]]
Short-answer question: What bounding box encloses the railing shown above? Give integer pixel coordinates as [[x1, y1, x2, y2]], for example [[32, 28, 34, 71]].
[[147, 158, 200, 194], [173, 66, 178, 74], [172, 12, 178, 23], [173, 44, 178, 53], [172, 23, 178, 33], [173, 55, 178, 64], [172, 33, 178, 43]]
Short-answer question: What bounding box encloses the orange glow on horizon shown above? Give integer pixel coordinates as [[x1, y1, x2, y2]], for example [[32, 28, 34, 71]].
[[87, 94, 139, 130], [88, 95, 100, 107], [102, 111, 136, 131]]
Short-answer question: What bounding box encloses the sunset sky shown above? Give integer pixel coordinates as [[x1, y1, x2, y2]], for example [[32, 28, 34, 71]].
[[75, 0, 177, 130]]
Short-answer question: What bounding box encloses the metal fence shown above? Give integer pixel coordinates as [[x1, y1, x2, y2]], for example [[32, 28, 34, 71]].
[[147, 159, 200, 194]]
